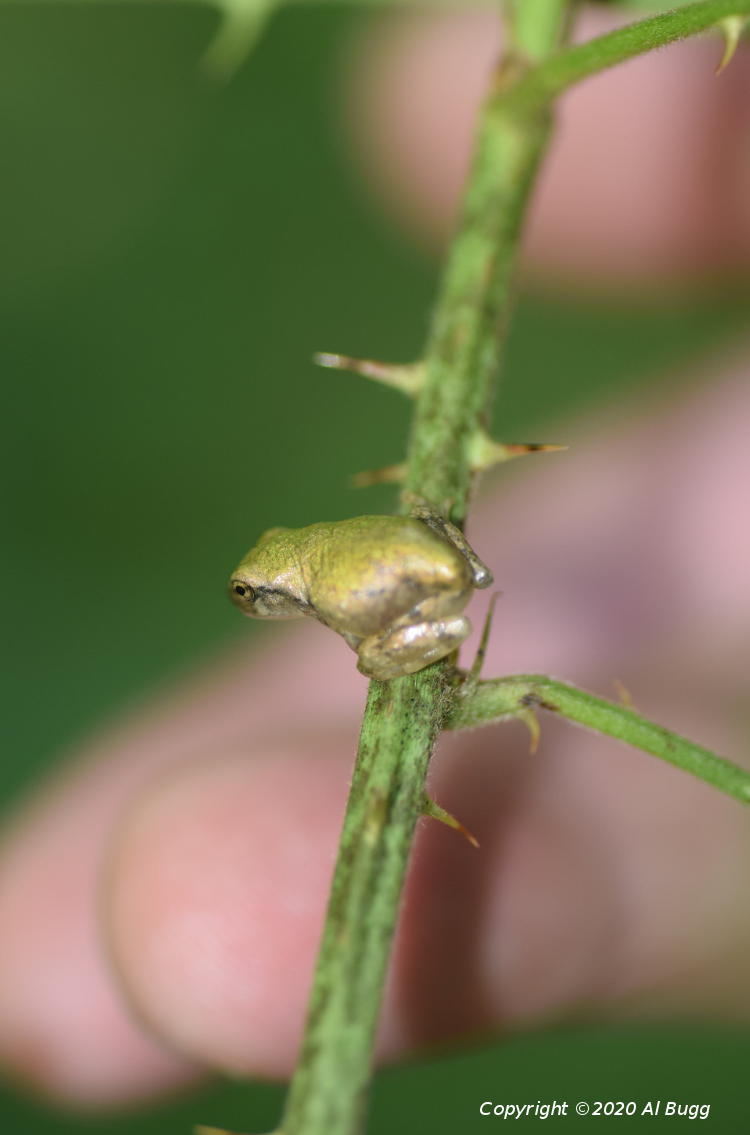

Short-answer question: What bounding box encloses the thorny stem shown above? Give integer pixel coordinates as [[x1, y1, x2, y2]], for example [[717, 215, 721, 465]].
[[280, 5, 571, 1134], [447, 676, 750, 807], [503, 0, 750, 114], [403, 15, 570, 516], [7, 0, 749, 80], [272, 3, 749, 1134]]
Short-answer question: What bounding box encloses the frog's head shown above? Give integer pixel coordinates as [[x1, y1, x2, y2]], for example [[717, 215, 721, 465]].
[[228, 526, 307, 619], [228, 575, 303, 618]]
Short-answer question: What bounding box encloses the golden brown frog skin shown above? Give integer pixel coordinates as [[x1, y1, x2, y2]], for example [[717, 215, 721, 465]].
[[228, 509, 492, 680]]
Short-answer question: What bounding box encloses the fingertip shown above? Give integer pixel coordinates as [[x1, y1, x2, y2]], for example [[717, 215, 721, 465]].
[[0, 805, 199, 1106], [105, 746, 350, 1078], [0, 628, 363, 1106], [104, 733, 616, 1078]]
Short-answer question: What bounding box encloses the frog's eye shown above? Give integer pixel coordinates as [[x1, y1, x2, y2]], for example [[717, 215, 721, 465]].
[[231, 581, 254, 601]]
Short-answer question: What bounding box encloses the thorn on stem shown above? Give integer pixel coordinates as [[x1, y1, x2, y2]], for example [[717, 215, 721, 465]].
[[613, 678, 635, 710], [314, 352, 423, 396], [505, 442, 568, 456], [516, 708, 540, 754], [199, 0, 275, 81], [422, 796, 479, 848], [467, 591, 502, 685], [715, 16, 746, 74], [468, 429, 568, 473], [195, 1126, 247, 1135], [351, 463, 406, 488]]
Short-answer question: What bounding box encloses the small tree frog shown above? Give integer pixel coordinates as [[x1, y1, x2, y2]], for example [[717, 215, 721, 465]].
[[228, 504, 493, 680]]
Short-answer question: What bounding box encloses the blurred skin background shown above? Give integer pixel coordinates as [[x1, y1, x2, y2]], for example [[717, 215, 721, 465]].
[[2, 1, 750, 1132]]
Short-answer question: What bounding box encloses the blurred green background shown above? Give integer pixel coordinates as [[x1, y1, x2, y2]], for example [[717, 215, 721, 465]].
[[1, 2, 749, 1132]]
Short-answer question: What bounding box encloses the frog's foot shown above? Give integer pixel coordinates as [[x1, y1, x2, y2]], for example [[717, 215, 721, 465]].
[[356, 616, 471, 681]]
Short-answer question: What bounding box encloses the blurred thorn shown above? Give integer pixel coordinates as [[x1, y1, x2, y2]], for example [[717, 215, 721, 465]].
[[467, 591, 503, 684], [352, 462, 406, 488], [613, 678, 636, 710], [516, 708, 540, 754], [314, 352, 423, 397], [423, 795, 479, 848], [200, 0, 276, 82], [715, 16, 746, 74], [195, 1127, 273, 1135], [195, 1126, 246, 1135], [469, 429, 568, 472]]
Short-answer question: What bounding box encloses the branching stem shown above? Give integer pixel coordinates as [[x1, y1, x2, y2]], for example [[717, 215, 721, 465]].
[[504, 0, 750, 114], [280, 5, 570, 1134], [272, 2, 749, 1133], [448, 675, 750, 807]]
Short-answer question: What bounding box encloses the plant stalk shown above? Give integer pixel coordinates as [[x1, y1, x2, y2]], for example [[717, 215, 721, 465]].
[[275, 1, 750, 1132], [447, 675, 750, 806], [503, 0, 750, 115], [279, 4, 571, 1134]]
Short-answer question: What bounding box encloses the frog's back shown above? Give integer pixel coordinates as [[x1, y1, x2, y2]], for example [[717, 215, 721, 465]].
[[299, 515, 472, 635]]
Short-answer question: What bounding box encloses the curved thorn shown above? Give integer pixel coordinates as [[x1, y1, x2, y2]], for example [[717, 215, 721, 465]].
[[715, 15, 745, 74], [516, 708, 540, 754], [199, 0, 275, 81], [422, 796, 479, 848]]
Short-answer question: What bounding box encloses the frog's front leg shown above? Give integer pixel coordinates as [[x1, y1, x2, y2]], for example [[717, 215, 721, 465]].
[[405, 496, 493, 589], [356, 615, 471, 680]]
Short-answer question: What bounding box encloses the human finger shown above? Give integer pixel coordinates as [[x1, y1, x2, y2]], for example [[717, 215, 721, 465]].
[[346, 5, 750, 282], [3, 354, 750, 1101]]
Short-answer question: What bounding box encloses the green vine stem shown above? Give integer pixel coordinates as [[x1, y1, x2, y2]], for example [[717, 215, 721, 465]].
[[12, 0, 745, 80], [504, 0, 750, 113], [448, 676, 750, 806], [234, 2, 748, 1133], [279, 4, 571, 1133]]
